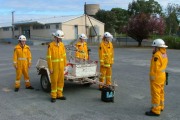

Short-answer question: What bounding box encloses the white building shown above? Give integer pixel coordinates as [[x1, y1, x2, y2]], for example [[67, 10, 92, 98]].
[[0, 14, 104, 44]]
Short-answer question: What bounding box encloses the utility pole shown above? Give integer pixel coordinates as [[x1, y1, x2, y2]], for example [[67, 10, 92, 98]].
[[84, 2, 87, 35], [12, 11, 15, 39]]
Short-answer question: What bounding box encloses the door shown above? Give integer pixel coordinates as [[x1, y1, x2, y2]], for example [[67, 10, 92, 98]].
[[74, 25, 78, 39], [22, 26, 30, 38]]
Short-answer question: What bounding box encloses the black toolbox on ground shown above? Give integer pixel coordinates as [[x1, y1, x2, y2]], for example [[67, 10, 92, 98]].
[[101, 87, 114, 102]]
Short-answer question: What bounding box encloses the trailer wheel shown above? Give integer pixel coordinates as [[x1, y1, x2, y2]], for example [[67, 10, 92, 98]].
[[40, 74, 51, 92]]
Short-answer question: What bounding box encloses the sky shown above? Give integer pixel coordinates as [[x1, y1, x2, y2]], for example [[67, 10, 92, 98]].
[[0, 0, 179, 26]]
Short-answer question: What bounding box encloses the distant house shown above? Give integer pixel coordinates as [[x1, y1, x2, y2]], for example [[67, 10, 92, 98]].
[[0, 14, 104, 42]]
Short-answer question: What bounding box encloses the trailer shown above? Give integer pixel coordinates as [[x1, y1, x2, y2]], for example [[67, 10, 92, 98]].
[[36, 45, 101, 92], [36, 45, 117, 92]]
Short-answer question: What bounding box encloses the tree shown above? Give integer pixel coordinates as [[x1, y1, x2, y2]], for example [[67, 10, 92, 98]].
[[128, 0, 162, 16], [126, 13, 165, 46], [148, 16, 166, 35], [94, 10, 116, 33], [126, 13, 149, 46], [165, 3, 180, 35], [126, 0, 165, 46], [111, 8, 129, 34], [95, 8, 129, 35]]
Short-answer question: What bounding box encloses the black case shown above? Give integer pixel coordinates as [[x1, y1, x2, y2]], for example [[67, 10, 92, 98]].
[[101, 87, 114, 102]]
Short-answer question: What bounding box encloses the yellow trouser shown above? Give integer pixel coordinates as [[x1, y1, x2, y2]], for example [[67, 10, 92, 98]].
[[99, 65, 112, 88], [50, 66, 65, 99], [150, 74, 166, 114], [15, 61, 31, 88]]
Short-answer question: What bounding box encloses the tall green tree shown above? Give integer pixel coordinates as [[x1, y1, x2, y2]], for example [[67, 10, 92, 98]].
[[128, 0, 162, 16], [95, 8, 129, 35], [111, 8, 129, 34], [165, 3, 180, 35], [94, 10, 116, 33]]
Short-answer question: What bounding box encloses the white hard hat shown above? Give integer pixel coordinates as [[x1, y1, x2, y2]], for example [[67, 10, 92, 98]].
[[104, 32, 113, 38], [52, 30, 64, 38], [18, 35, 26, 41], [152, 39, 168, 48], [79, 34, 88, 39]]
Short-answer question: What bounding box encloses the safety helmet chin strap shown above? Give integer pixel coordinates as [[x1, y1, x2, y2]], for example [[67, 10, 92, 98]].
[[80, 38, 84, 42], [152, 47, 160, 54], [55, 37, 62, 44], [104, 37, 110, 43], [57, 39, 60, 43], [19, 40, 25, 48]]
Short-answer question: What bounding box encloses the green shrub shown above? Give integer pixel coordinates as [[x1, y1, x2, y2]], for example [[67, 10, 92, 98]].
[[162, 36, 180, 49]]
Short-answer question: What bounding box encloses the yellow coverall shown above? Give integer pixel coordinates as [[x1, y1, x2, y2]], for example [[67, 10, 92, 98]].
[[47, 41, 66, 99], [75, 41, 88, 60], [99, 40, 114, 88], [149, 48, 168, 114], [13, 44, 32, 88]]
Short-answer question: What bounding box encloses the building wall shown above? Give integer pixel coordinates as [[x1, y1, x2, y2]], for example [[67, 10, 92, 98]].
[[31, 24, 51, 39], [0, 27, 20, 39], [62, 15, 104, 40], [14, 29, 20, 38], [18, 24, 61, 40], [0, 28, 12, 39], [85, 15, 104, 38]]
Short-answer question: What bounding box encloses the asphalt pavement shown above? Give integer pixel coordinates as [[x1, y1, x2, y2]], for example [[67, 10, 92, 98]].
[[0, 43, 180, 120]]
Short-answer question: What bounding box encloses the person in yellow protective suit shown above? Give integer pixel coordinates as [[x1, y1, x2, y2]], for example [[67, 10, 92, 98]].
[[99, 32, 114, 90], [13, 35, 34, 92], [47, 30, 67, 103], [75, 34, 88, 60], [145, 39, 168, 116]]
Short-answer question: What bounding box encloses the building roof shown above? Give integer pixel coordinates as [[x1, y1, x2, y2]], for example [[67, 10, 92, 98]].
[[14, 15, 83, 26], [0, 14, 104, 28], [0, 22, 12, 28]]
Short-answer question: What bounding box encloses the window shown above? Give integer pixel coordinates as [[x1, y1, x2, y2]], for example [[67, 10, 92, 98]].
[[3, 27, 9, 31], [33, 25, 44, 30], [45, 25, 50, 29], [15, 27, 18, 31], [56, 24, 59, 29]]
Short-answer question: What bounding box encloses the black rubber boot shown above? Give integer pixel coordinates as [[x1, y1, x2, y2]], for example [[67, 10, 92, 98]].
[[145, 111, 160, 116], [14, 88, 19, 92], [57, 96, 66, 100], [51, 98, 56, 103], [26, 86, 34, 89]]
